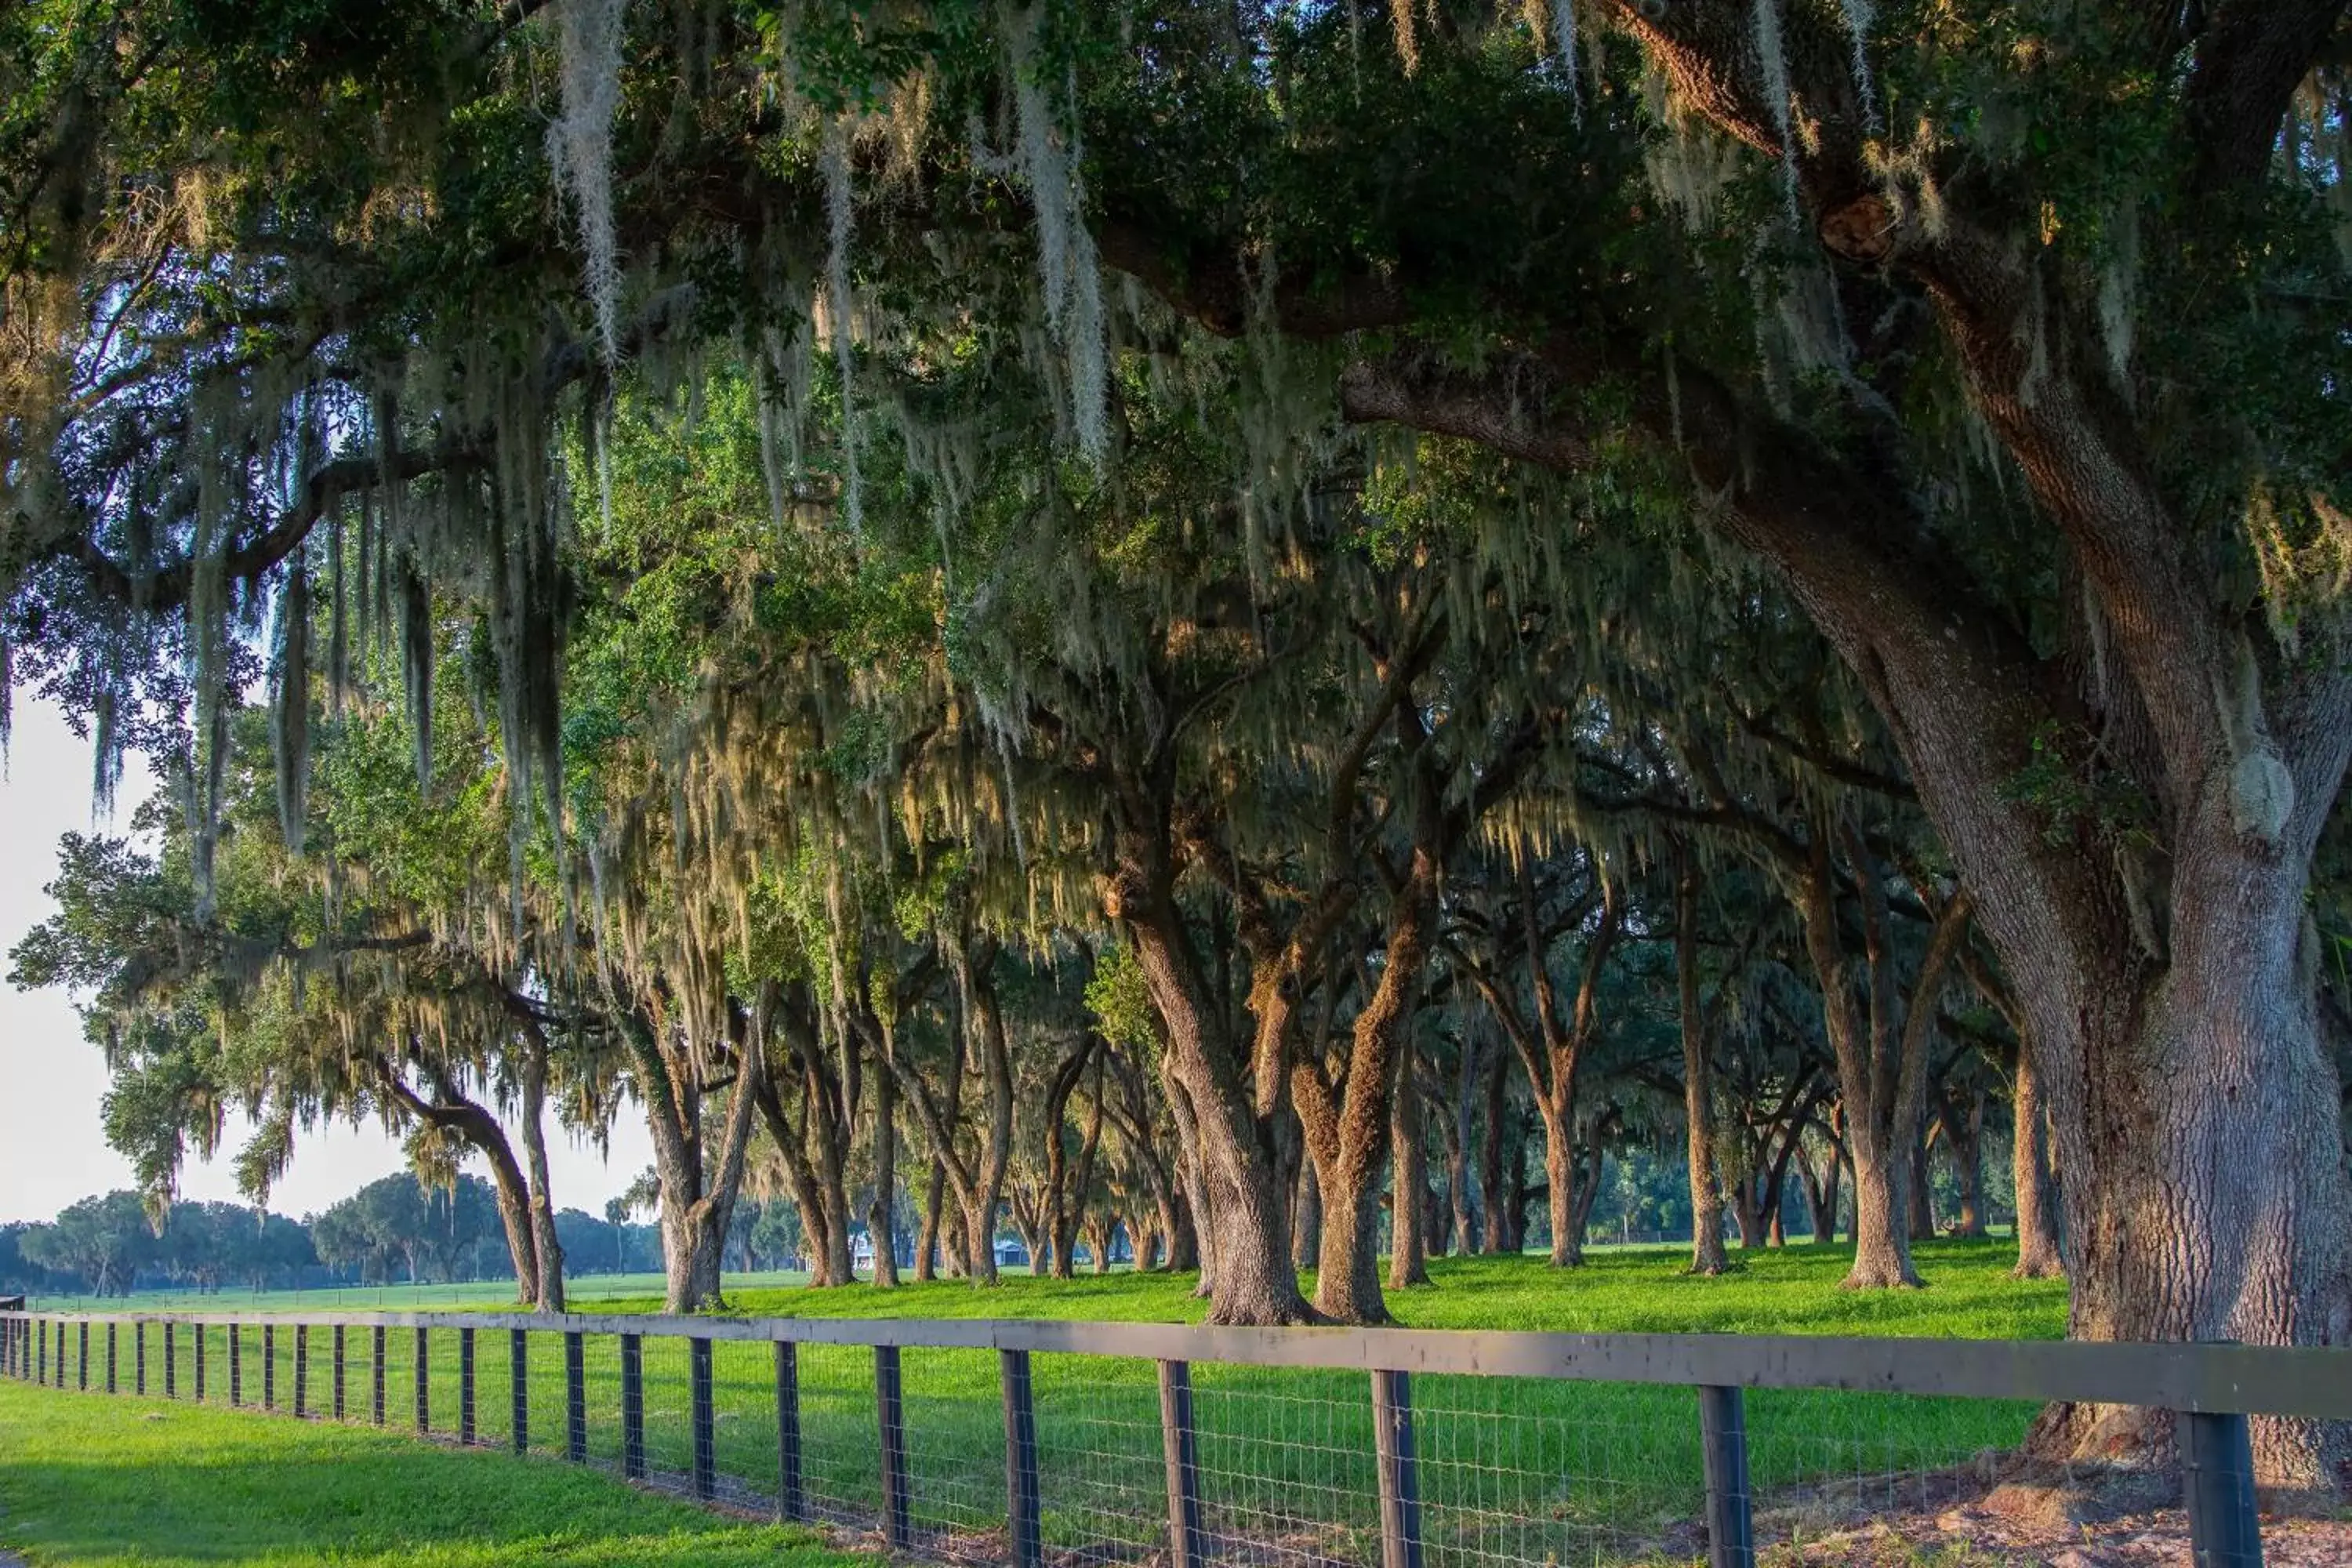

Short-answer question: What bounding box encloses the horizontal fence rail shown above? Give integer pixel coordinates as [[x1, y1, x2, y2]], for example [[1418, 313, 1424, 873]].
[[7, 1308, 2336, 1568]]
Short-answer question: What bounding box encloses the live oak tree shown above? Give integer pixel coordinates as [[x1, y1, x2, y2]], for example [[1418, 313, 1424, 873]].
[[9, 0, 2352, 1481], [8, 691, 597, 1311]]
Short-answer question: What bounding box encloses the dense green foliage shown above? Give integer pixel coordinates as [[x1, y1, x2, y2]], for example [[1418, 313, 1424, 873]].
[[4, 5, 2351, 1502]]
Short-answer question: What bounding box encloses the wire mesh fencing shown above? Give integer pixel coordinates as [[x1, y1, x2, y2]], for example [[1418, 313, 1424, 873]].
[[2, 1308, 2324, 1568]]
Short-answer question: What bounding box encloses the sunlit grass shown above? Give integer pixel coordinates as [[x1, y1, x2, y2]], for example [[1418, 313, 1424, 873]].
[[16, 1240, 2064, 1563], [0, 1376, 858, 1566]]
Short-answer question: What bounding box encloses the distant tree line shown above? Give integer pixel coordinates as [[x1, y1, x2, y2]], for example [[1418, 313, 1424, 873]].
[[0, 1172, 829, 1298]]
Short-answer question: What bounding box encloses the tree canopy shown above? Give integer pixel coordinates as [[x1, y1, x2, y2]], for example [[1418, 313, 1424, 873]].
[[5, 0, 2350, 1489]]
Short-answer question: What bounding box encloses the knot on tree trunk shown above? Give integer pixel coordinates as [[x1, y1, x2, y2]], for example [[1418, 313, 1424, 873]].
[[1818, 193, 1898, 264]]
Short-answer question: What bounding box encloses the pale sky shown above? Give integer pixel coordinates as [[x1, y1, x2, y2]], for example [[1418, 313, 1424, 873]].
[[0, 696, 651, 1225]]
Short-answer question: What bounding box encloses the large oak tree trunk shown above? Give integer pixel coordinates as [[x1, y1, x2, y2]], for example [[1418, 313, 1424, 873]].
[[1675, 852, 1729, 1276], [516, 1039, 566, 1312], [619, 1007, 761, 1313], [1299, 837, 1446, 1324], [1844, 1141, 1915, 1290], [1950, 1089, 1987, 1239], [1446, 1040, 1480, 1254], [2027, 851, 2352, 1488], [868, 1058, 900, 1289], [2011, 1047, 2065, 1279], [1116, 898, 1315, 1323], [1800, 1149, 1837, 1247], [1479, 1045, 1510, 1254], [916, 1162, 947, 1281], [1388, 1040, 1431, 1289], [1908, 1130, 1939, 1242], [1291, 1156, 1322, 1270], [1540, 1112, 1581, 1267]]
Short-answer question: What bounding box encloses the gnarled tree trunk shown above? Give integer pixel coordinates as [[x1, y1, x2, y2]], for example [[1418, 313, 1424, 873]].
[[1388, 1038, 1431, 1289], [2011, 1047, 2065, 1279], [1676, 848, 1730, 1276], [2026, 844, 2352, 1486], [1479, 1043, 1510, 1254]]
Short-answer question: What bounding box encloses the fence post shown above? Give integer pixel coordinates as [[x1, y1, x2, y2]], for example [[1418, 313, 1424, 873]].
[[35, 1320, 45, 1384], [263, 1323, 276, 1410], [372, 1326, 387, 1425], [294, 1325, 309, 1417], [1158, 1360, 1207, 1568], [2183, 1410, 2264, 1568], [775, 1341, 804, 1523], [1697, 1386, 1756, 1568], [511, 1329, 529, 1454], [105, 1322, 117, 1394], [165, 1323, 176, 1399], [194, 1323, 206, 1401], [415, 1326, 430, 1433], [1371, 1370, 1424, 1568], [135, 1322, 146, 1395], [564, 1331, 586, 1463], [228, 1323, 241, 1406], [459, 1327, 477, 1445], [78, 1322, 89, 1390], [620, 1333, 645, 1480], [877, 1344, 912, 1549], [1001, 1348, 1043, 1568], [333, 1326, 347, 1420], [691, 1337, 717, 1500]]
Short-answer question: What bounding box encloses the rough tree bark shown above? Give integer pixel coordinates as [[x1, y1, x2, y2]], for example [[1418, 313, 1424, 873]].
[[1109, 846, 1316, 1323], [884, 934, 1014, 1287], [1674, 844, 1730, 1276], [618, 998, 762, 1314], [1798, 1139, 1838, 1248], [1098, 1043, 1188, 1274], [913, 1022, 960, 1283], [1045, 1042, 1107, 1282], [1908, 1129, 1939, 1243], [2011, 1046, 2067, 1279], [1291, 1154, 1322, 1271], [1791, 826, 1973, 1290], [750, 985, 858, 1288], [376, 1050, 555, 1309], [514, 1026, 566, 1312], [1388, 1036, 1432, 1289], [1479, 1042, 1510, 1254], [1446, 1033, 1481, 1254], [867, 1033, 901, 1290]]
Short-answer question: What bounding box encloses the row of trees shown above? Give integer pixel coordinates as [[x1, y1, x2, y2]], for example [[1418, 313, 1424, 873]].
[[3, 1194, 308, 1297], [11, 368, 2054, 1321], [5, 0, 2347, 1488], [0, 1176, 786, 1298]]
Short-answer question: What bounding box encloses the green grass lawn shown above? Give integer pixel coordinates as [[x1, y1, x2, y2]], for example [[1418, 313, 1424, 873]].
[[15, 1242, 2065, 1566], [590, 1237, 2064, 1337], [0, 1376, 858, 1566], [27, 1270, 816, 1316]]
